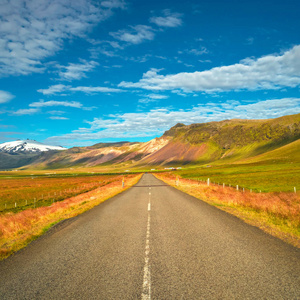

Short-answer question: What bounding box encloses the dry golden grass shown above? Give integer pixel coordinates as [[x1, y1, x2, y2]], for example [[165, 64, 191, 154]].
[[0, 174, 142, 260], [155, 173, 300, 248], [0, 175, 119, 212]]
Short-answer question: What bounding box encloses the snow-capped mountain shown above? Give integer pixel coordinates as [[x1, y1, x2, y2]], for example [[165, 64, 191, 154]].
[[0, 139, 67, 154]]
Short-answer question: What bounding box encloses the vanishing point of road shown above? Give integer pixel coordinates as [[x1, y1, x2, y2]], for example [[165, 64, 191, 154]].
[[0, 174, 299, 299]]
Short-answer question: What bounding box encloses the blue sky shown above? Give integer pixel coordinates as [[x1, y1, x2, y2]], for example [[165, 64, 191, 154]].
[[0, 0, 300, 147]]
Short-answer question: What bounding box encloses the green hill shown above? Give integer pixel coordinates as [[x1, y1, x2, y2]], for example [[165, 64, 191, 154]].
[[157, 114, 300, 165]]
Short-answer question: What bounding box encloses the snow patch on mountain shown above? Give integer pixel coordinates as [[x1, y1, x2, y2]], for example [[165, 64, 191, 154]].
[[0, 139, 67, 154]]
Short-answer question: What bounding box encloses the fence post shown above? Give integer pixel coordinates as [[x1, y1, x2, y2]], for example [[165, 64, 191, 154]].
[[15, 202, 17, 208], [294, 187, 297, 193], [207, 178, 210, 186], [236, 185, 239, 191], [223, 183, 225, 188]]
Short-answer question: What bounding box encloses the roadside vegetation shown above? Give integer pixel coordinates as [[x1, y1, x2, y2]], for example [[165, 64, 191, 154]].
[[175, 162, 300, 193], [0, 173, 142, 260], [155, 172, 300, 248], [0, 173, 121, 212]]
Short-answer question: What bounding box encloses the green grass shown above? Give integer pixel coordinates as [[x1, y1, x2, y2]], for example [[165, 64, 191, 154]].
[[177, 162, 300, 193], [170, 137, 300, 193]]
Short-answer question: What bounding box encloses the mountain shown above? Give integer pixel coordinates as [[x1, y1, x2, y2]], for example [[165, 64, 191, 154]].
[[0, 140, 67, 170], [0, 139, 66, 154], [144, 113, 300, 165], [1, 114, 299, 170], [0, 152, 42, 170], [26, 138, 169, 169]]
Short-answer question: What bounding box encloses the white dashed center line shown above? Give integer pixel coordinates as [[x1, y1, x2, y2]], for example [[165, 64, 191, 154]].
[[142, 188, 151, 300]]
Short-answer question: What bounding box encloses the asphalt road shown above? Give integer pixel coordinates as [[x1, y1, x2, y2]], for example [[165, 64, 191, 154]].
[[0, 174, 299, 299]]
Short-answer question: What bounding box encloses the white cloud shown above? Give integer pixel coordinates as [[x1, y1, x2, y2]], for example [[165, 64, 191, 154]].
[[138, 98, 157, 104], [45, 98, 300, 143], [70, 86, 123, 93], [12, 108, 40, 115], [185, 47, 208, 56], [150, 10, 183, 28], [37, 84, 68, 95], [0, 90, 14, 103], [119, 45, 300, 92], [0, 0, 126, 77], [100, 0, 126, 9], [199, 59, 212, 63], [57, 60, 99, 81], [88, 40, 124, 59], [138, 93, 168, 104], [110, 25, 155, 44], [47, 110, 66, 115], [49, 116, 69, 120], [30, 100, 83, 108], [14, 100, 94, 117], [38, 84, 123, 95], [147, 94, 169, 100]]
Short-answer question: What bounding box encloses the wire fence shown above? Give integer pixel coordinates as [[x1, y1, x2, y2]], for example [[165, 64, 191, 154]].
[[0, 182, 103, 213], [175, 177, 298, 194]]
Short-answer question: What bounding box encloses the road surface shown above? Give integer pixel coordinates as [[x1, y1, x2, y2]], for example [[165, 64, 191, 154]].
[[0, 174, 299, 299]]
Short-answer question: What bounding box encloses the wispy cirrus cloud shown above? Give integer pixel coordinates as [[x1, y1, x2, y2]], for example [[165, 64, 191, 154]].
[[0, 0, 126, 77], [179, 47, 208, 56], [0, 91, 15, 103], [70, 86, 123, 94], [49, 116, 69, 120], [37, 84, 123, 95], [30, 99, 96, 111], [150, 10, 183, 28], [47, 110, 66, 115], [110, 25, 155, 45], [139, 93, 169, 104], [93, 9, 182, 56], [46, 98, 300, 143], [100, 0, 127, 9], [37, 84, 67, 95], [12, 108, 40, 115], [119, 45, 300, 92], [56, 59, 99, 81], [29, 100, 83, 108], [14, 99, 94, 117]]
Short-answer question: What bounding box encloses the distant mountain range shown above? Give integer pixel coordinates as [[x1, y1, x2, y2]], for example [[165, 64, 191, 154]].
[[0, 114, 299, 170], [0, 139, 66, 154], [0, 140, 66, 169]]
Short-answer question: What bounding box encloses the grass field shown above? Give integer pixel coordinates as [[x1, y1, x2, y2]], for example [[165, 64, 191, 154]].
[[0, 173, 142, 260], [0, 173, 125, 212], [175, 162, 300, 193], [155, 172, 300, 247]]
